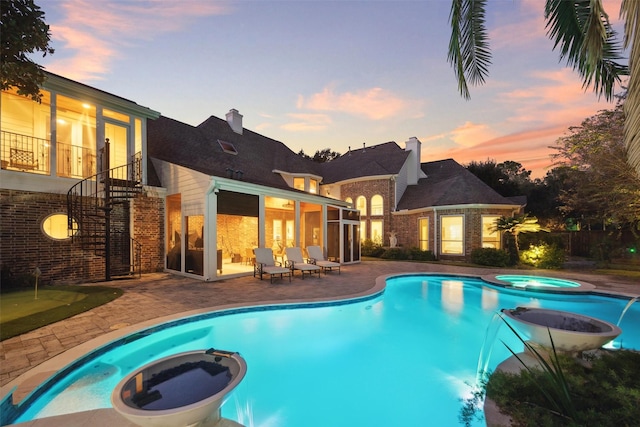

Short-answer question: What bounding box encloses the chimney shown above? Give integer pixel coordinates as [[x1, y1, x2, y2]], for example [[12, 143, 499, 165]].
[[405, 137, 422, 185], [226, 108, 243, 135]]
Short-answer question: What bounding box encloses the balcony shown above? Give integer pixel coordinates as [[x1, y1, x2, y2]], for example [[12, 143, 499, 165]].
[[1, 131, 97, 178], [1, 131, 50, 175]]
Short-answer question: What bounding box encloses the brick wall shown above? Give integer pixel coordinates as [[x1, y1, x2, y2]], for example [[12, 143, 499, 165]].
[[0, 188, 165, 286], [342, 178, 395, 244]]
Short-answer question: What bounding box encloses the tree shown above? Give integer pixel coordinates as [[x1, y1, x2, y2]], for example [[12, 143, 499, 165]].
[[494, 214, 548, 264], [448, 0, 640, 176], [466, 159, 531, 197], [1, 0, 54, 102], [298, 148, 341, 163], [552, 101, 640, 231]]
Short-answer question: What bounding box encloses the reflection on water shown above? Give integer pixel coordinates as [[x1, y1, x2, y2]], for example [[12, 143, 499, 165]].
[[442, 280, 464, 314]]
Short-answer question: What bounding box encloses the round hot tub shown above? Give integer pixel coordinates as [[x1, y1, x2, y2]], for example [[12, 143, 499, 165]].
[[111, 348, 246, 427], [501, 307, 622, 352]]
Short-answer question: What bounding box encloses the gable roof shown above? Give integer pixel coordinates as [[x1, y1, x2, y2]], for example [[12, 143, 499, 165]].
[[396, 159, 519, 210], [319, 142, 410, 183], [147, 115, 322, 190]]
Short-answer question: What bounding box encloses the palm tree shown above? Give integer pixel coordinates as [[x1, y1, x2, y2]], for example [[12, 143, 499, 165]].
[[448, 0, 640, 175], [494, 214, 547, 264]]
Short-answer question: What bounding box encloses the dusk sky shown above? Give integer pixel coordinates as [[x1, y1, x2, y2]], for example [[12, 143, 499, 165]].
[[35, 0, 627, 178]]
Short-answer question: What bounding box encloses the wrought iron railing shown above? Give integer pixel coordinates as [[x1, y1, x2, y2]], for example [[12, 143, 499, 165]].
[[56, 142, 96, 178], [1, 130, 50, 174]]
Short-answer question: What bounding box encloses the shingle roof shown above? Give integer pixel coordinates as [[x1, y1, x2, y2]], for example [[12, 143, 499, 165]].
[[396, 159, 518, 210], [147, 115, 322, 190], [319, 142, 410, 183]]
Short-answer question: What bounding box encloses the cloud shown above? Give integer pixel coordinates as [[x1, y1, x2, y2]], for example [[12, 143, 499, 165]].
[[281, 113, 332, 132], [44, 0, 232, 80], [297, 86, 421, 120], [449, 121, 498, 148]]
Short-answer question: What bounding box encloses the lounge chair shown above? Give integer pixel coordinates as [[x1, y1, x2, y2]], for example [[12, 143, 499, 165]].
[[285, 247, 321, 279], [306, 246, 341, 275], [253, 248, 291, 283]]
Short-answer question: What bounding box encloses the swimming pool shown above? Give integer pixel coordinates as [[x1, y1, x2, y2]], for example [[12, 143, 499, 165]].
[[5, 274, 639, 426]]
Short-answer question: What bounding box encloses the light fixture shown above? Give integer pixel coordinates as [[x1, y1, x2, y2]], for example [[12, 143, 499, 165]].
[[282, 201, 294, 209]]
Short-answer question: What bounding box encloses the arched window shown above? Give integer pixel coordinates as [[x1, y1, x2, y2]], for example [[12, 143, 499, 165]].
[[345, 197, 353, 206], [371, 195, 383, 215], [356, 196, 367, 216]]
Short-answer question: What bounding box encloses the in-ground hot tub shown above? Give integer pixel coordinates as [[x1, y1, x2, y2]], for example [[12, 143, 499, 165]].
[[111, 348, 246, 427], [501, 307, 622, 352]]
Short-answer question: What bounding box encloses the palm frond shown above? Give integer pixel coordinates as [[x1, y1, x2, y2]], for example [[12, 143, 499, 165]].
[[621, 0, 640, 175], [448, 0, 491, 100], [545, 0, 628, 101]]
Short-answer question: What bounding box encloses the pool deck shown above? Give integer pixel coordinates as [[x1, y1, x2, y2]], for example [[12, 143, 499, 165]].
[[1, 260, 638, 426]]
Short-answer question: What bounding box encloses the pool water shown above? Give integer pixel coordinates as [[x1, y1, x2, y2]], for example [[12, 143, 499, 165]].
[[10, 274, 640, 426], [496, 274, 581, 288]]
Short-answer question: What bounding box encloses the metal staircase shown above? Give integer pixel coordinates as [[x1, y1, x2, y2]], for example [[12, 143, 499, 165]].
[[67, 139, 143, 281]]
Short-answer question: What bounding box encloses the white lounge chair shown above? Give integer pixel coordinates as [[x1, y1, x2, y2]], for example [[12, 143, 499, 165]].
[[306, 246, 341, 275], [253, 248, 291, 283], [285, 247, 321, 279]]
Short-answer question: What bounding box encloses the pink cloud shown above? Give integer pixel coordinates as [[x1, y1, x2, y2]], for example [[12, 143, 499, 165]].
[[281, 113, 332, 132], [298, 86, 421, 120], [44, 0, 232, 80]]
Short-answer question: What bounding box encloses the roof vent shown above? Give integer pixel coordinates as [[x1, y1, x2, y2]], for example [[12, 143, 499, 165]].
[[226, 109, 243, 135]]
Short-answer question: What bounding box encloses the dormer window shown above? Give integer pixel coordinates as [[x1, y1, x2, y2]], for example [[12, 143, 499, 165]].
[[309, 179, 318, 194], [218, 139, 237, 155], [293, 177, 305, 191]]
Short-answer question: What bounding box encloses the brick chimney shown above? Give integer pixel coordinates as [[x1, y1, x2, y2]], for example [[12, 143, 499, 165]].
[[226, 109, 243, 135], [405, 137, 422, 185]]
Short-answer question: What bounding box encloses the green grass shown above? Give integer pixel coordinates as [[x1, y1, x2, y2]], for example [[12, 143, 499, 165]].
[[0, 285, 123, 341]]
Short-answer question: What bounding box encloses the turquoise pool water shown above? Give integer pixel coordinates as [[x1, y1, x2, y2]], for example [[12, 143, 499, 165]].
[[8, 274, 640, 426], [495, 274, 582, 288]]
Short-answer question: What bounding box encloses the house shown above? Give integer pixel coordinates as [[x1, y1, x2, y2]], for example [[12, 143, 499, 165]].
[[1, 73, 164, 284], [319, 138, 522, 259], [1, 72, 521, 285]]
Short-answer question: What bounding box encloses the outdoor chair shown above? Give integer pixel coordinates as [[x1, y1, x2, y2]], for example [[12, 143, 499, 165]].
[[253, 248, 291, 283], [285, 247, 321, 279], [306, 245, 341, 275]]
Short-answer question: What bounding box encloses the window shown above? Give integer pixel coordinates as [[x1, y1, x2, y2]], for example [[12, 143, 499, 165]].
[[371, 220, 383, 245], [345, 197, 353, 206], [441, 215, 464, 255], [482, 216, 501, 249], [218, 139, 237, 155], [371, 195, 383, 215], [293, 177, 305, 191], [56, 94, 97, 178], [42, 213, 77, 240], [166, 194, 182, 271], [360, 220, 367, 241], [356, 196, 367, 216], [418, 218, 429, 251], [309, 179, 318, 194]]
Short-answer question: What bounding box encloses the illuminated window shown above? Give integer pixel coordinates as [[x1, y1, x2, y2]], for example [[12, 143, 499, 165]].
[[103, 108, 129, 123], [371, 220, 383, 245], [356, 196, 367, 216], [418, 218, 429, 250], [441, 215, 464, 255], [56, 94, 97, 178], [371, 195, 383, 215], [42, 213, 77, 240], [309, 179, 318, 194], [482, 216, 501, 249], [293, 177, 305, 191], [345, 197, 353, 206], [360, 220, 367, 241]]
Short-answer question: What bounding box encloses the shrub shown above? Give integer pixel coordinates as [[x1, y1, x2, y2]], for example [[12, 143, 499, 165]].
[[470, 248, 511, 267], [361, 239, 385, 257], [407, 247, 436, 261], [520, 243, 565, 269], [380, 247, 407, 260], [0, 267, 36, 291]]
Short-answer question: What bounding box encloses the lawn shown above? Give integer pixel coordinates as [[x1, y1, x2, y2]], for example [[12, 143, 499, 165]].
[[0, 285, 123, 341]]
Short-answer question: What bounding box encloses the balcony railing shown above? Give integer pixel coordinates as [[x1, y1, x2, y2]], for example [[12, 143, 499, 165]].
[[57, 142, 96, 178], [1, 131, 50, 175]]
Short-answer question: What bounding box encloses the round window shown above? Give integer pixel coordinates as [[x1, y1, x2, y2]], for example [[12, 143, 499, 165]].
[[42, 213, 78, 240]]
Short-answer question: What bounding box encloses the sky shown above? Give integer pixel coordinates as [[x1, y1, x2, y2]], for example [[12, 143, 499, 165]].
[[34, 0, 627, 178]]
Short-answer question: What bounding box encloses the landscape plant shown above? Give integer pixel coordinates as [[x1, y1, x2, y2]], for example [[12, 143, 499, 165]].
[[470, 247, 511, 267]]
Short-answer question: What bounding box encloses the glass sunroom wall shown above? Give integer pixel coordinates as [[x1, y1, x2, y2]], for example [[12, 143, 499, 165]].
[[166, 194, 182, 271], [300, 201, 322, 257], [1, 88, 51, 174], [56, 94, 96, 178], [265, 197, 295, 263]]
